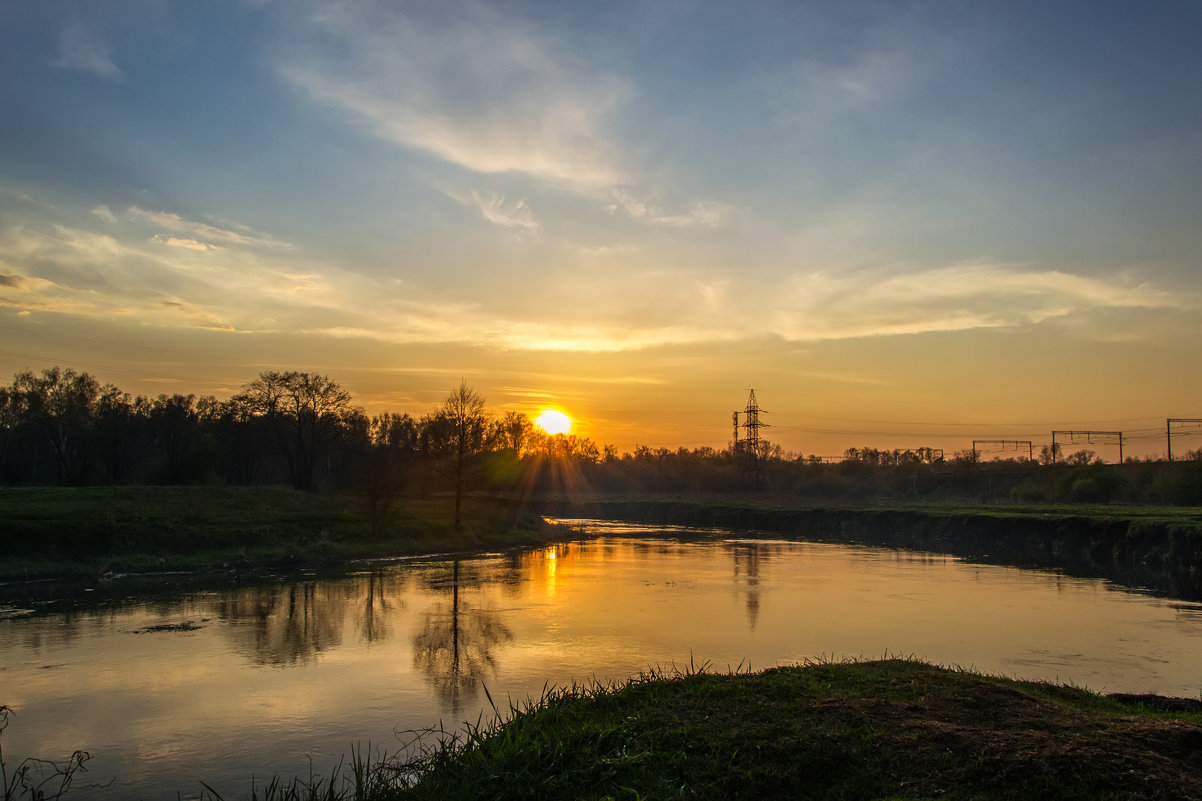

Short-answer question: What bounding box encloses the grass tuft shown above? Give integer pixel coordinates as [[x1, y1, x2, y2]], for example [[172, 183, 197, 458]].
[[387, 658, 1202, 801]]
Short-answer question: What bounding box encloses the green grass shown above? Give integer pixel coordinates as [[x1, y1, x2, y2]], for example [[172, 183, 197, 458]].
[[579, 494, 1202, 527], [0, 486, 560, 581], [5, 486, 1202, 585], [389, 658, 1202, 801], [193, 659, 1202, 801]]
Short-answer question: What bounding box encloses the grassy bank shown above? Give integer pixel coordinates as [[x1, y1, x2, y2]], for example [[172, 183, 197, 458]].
[[6, 486, 1202, 595], [546, 497, 1202, 599], [199, 659, 1202, 801], [0, 486, 558, 581]]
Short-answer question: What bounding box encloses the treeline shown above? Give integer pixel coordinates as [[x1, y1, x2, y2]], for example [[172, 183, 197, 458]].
[[2, 367, 1200, 508], [0, 368, 587, 520], [0, 368, 624, 525]]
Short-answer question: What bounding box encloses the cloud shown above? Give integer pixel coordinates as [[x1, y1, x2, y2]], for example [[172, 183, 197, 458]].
[[55, 225, 123, 258], [0, 209, 319, 330], [128, 207, 286, 249], [772, 263, 1190, 342], [324, 317, 740, 353], [575, 243, 638, 258], [91, 205, 117, 223], [470, 191, 538, 231], [609, 192, 741, 228], [152, 235, 214, 252], [698, 280, 729, 311], [312, 261, 1190, 355], [54, 22, 123, 80], [3, 186, 1190, 360], [275, 6, 629, 187], [0, 269, 53, 294]]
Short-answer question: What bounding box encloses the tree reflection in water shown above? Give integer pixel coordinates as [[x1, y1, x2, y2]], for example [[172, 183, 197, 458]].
[[359, 570, 395, 644], [214, 571, 407, 666], [412, 560, 514, 713], [215, 582, 346, 666]]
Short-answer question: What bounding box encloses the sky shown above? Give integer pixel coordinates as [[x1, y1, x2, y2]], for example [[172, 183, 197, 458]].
[[2, 0, 1201, 459]]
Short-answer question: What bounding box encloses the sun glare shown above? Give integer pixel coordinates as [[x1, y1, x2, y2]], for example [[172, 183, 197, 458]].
[[534, 409, 573, 436]]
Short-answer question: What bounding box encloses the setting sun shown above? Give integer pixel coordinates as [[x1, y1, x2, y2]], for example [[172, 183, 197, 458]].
[[534, 409, 573, 436]]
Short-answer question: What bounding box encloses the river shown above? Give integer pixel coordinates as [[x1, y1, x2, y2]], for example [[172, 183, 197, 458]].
[[2, 521, 1201, 799]]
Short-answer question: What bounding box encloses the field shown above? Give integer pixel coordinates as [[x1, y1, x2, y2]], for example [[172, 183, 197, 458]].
[[0, 485, 557, 580]]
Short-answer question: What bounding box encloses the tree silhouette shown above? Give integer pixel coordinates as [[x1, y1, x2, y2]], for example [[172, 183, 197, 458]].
[[233, 371, 353, 491], [149, 394, 202, 483], [360, 412, 419, 535], [12, 367, 102, 484], [495, 411, 533, 455], [93, 386, 143, 483], [435, 381, 490, 529]]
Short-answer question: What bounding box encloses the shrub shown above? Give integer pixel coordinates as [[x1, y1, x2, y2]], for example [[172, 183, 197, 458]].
[[1010, 481, 1047, 503]]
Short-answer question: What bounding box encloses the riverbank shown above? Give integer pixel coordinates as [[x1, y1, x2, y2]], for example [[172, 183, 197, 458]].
[[5, 487, 1202, 599], [0, 486, 560, 582], [197, 659, 1202, 800], [545, 497, 1202, 599]]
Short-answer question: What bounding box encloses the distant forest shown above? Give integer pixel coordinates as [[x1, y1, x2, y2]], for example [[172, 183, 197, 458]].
[[2, 367, 1201, 507]]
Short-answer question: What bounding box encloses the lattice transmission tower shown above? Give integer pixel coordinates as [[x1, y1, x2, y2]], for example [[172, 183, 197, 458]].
[[732, 390, 769, 487], [732, 390, 769, 455], [742, 389, 766, 454]]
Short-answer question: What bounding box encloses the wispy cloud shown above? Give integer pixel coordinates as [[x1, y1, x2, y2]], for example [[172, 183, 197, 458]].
[[128, 207, 286, 249], [470, 191, 538, 231], [276, 6, 629, 188], [314, 261, 1190, 354], [773, 263, 1189, 341], [2, 188, 1190, 359], [0, 207, 316, 331], [609, 191, 742, 228], [53, 21, 122, 80], [152, 235, 214, 252]]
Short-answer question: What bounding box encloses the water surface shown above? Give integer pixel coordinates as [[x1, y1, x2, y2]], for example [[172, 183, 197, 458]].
[[3, 521, 1201, 799]]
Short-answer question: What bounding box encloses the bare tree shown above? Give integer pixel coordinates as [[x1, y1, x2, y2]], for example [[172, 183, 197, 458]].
[[233, 371, 353, 491], [437, 381, 490, 529]]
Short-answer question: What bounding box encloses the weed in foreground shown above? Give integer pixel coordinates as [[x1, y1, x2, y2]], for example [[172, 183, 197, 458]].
[[196, 745, 408, 801], [0, 705, 110, 801]]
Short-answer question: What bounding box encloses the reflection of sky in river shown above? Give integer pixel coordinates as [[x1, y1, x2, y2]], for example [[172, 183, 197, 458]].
[[3, 526, 1202, 800]]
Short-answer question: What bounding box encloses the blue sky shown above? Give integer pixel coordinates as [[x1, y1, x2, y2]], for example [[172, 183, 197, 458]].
[[2, 1, 1200, 456]]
